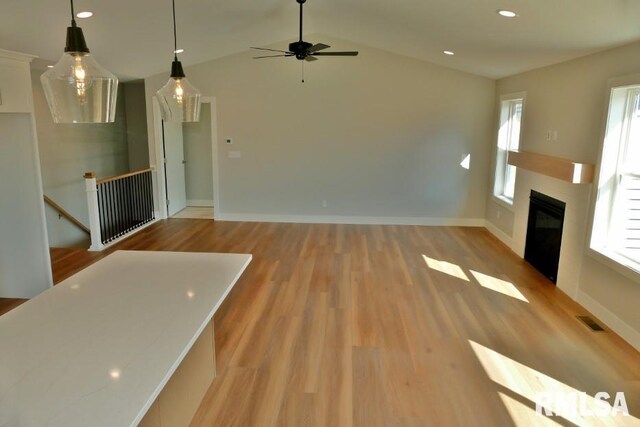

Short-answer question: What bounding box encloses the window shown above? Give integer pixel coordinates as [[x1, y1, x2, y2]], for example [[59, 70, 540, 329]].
[[591, 84, 640, 272], [494, 95, 524, 203]]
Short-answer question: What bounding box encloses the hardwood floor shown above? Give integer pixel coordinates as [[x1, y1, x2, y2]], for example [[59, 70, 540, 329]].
[[6, 220, 640, 425]]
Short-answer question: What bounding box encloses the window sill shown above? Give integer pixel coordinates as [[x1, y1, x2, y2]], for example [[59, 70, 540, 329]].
[[587, 246, 640, 285], [492, 195, 515, 212]]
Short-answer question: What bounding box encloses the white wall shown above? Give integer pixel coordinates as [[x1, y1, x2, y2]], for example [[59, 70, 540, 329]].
[[145, 36, 496, 223], [31, 66, 131, 247], [183, 103, 213, 206], [485, 40, 640, 349]]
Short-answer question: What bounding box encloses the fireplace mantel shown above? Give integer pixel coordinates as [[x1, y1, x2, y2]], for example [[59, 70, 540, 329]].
[[507, 150, 595, 184]]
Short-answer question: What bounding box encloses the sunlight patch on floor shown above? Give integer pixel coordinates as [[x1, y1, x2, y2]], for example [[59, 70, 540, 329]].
[[422, 255, 469, 281], [498, 392, 563, 427], [469, 340, 637, 426], [469, 270, 529, 303]]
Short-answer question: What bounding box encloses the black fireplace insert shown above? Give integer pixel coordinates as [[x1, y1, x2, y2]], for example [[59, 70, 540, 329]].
[[524, 190, 566, 284]]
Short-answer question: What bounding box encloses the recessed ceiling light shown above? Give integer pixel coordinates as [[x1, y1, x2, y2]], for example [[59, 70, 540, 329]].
[[497, 9, 518, 18], [443, 50, 455, 56], [174, 49, 184, 54], [76, 11, 93, 18]]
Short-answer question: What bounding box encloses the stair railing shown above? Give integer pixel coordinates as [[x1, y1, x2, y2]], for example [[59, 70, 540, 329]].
[[84, 168, 155, 251]]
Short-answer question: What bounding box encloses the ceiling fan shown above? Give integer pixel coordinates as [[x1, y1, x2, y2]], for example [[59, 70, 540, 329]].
[[251, 0, 359, 63]]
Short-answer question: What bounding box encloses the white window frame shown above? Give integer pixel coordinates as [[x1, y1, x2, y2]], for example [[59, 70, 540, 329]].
[[589, 76, 640, 283], [493, 93, 526, 206]]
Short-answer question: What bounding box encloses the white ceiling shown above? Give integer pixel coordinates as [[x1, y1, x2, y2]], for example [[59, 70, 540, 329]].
[[3, 0, 640, 79]]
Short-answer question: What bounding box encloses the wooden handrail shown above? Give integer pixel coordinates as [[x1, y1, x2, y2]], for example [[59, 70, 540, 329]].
[[87, 167, 155, 185], [43, 195, 90, 235]]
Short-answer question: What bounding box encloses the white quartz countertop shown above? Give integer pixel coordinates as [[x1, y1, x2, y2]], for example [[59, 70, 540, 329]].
[[0, 250, 252, 427]]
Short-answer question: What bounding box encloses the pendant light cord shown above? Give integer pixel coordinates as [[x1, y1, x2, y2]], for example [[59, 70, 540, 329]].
[[172, 0, 178, 61], [69, 0, 77, 27]]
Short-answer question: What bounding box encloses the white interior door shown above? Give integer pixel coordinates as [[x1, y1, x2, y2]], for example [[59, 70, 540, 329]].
[[162, 121, 187, 216]]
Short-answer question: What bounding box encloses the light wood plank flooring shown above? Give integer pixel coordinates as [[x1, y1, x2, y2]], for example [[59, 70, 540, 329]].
[[172, 206, 215, 219], [4, 220, 640, 425]]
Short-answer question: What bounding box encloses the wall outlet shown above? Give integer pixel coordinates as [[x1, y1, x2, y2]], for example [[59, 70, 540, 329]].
[[321, 200, 328, 208], [226, 138, 233, 144]]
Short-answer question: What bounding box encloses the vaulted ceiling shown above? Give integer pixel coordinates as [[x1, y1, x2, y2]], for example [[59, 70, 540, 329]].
[[3, 0, 640, 79]]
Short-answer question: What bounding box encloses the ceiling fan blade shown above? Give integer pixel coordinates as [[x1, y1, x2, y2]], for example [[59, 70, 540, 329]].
[[250, 47, 293, 54], [304, 55, 318, 62], [253, 54, 294, 59], [307, 43, 331, 53], [312, 51, 359, 56]]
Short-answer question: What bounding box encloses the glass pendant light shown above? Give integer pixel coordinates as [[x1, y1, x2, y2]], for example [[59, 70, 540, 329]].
[[41, 0, 118, 123], [156, 0, 201, 123]]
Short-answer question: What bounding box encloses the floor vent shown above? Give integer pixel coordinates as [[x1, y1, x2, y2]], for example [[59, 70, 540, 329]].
[[576, 315, 606, 332]]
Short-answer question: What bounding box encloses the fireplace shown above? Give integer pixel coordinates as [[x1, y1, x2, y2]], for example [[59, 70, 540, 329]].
[[524, 190, 566, 283]]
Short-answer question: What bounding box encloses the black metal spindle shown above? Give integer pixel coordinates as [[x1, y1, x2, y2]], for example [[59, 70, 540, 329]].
[[94, 170, 155, 245]]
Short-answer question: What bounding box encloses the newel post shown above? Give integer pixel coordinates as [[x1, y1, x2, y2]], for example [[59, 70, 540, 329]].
[[84, 172, 104, 251]]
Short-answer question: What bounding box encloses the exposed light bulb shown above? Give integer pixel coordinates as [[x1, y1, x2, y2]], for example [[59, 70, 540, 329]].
[[174, 79, 184, 104], [72, 55, 88, 104]]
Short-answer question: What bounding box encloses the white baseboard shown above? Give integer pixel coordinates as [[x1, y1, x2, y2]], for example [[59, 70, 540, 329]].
[[576, 290, 640, 352], [216, 213, 486, 227], [484, 220, 514, 249], [187, 200, 214, 207]]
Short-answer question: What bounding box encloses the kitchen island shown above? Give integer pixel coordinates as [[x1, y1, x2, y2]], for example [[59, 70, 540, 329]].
[[0, 250, 252, 427]]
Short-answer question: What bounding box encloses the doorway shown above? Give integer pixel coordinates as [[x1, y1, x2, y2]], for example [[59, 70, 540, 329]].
[[159, 98, 219, 220]]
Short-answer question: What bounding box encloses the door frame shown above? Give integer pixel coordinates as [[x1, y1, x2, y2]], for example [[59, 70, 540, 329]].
[[152, 96, 220, 219]]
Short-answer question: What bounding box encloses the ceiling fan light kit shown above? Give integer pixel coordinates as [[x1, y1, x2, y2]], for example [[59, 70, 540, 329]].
[[157, 0, 202, 123], [41, 0, 118, 123]]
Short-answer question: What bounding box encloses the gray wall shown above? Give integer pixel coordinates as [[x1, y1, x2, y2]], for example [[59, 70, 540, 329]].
[[145, 36, 496, 222], [183, 103, 213, 205], [31, 67, 149, 247], [486, 40, 640, 347], [124, 81, 150, 171], [0, 114, 52, 298]]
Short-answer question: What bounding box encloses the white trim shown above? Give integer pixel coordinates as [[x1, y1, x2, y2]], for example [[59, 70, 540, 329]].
[[201, 97, 221, 220], [491, 194, 515, 212], [151, 97, 168, 219], [484, 220, 513, 249], [493, 93, 526, 202], [187, 199, 214, 207], [152, 96, 220, 220], [88, 219, 159, 252], [30, 116, 53, 290], [0, 48, 36, 62], [499, 91, 527, 102], [586, 247, 640, 284], [586, 76, 640, 285], [217, 213, 485, 226], [576, 290, 640, 352]]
